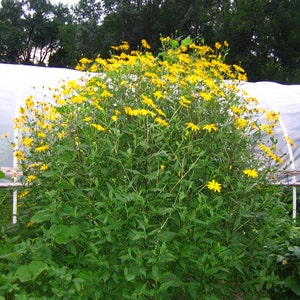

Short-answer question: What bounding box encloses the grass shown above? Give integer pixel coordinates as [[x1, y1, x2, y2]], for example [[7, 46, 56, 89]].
[[0, 188, 14, 224]]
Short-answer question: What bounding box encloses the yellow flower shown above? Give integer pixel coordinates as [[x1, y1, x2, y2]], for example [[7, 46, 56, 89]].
[[124, 106, 133, 115], [153, 90, 164, 99], [243, 169, 258, 178], [235, 118, 248, 128], [265, 110, 280, 122], [155, 117, 168, 127], [79, 57, 92, 65], [25, 96, 35, 109], [215, 42, 222, 50], [185, 122, 200, 131], [224, 41, 229, 47], [276, 156, 284, 164], [179, 96, 191, 108], [231, 106, 244, 115], [180, 45, 188, 52], [134, 109, 155, 117], [260, 124, 273, 135], [26, 175, 37, 183], [111, 115, 118, 121], [111, 45, 119, 51], [160, 164, 165, 170], [142, 95, 156, 108], [120, 41, 130, 51], [141, 39, 151, 50], [199, 92, 212, 101], [90, 64, 99, 73], [19, 106, 26, 115], [57, 132, 67, 139], [83, 117, 92, 122], [38, 132, 46, 138], [203, 124, 217, 133], [153, 108, 165, 118], [19, 190, 29, 198], [233, 64, 245, 74], [207, 180, 222, 193], [21, 137, 34, 147], [93, 102, 104, 111], [56, 98, 67, 106], [2, 132, 9, 138], [26, 221, 35, 228], [35, 145, 49, 153], [100, 90, 113, 98], [40, 164, 48, 171], [284, 136, 296, 148], [91, 123, 105, 132]]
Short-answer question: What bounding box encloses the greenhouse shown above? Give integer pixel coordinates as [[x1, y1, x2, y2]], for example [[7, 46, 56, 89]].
[[0, 63, 299, 223]]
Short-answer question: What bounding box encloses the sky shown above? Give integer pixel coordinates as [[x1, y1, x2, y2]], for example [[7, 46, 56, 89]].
[[50, 0, 79, 6]]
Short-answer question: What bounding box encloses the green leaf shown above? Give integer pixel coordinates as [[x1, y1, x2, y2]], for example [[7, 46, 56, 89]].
[[73, 277, 85, 292], [31, 209, 52, 223], [181, 37, 193, 46], [124, 267, 136, 281], [288, 246, 300, 257], [159, 272, 183, 291], [152, 265, 159, 280], [15, 261, 47, 282], [169, 39, 179, 49], [291, 279, 300, 296], [55, 225, 81, 244], [157, 231, 177, 242], [0, 170, 5, 179]]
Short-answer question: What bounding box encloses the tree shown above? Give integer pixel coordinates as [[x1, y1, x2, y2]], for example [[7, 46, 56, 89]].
[[49, 0, 104, 67], [0, 0, 71, 65], [0, 0, 25, 63]]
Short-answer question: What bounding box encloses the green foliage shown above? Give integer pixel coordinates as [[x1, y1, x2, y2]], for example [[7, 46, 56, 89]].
[[0, 0, 70, 65], [1, 0, 299, 82], [0, 37, 294, 298], [0, 189, 12, 223], [267, 227, 300, 299]]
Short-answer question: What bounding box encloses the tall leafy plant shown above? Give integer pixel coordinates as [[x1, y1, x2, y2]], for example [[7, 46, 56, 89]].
[[0, 37, 292, 298]]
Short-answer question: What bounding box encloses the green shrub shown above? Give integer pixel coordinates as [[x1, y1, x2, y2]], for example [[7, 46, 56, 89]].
[[0, 37, 293, 299]]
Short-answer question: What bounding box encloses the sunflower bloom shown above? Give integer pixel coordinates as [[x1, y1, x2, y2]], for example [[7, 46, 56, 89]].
[[243, 169, 258, 178], [40, 164, 49, 171], [185, 122, 200, 131], [207, 180, 222, 193], [84, 117, 92, 122], [203, 124, 217, 133], [142, 95, 156, 108], [284, 136, 296, 148], [100, 90, 113, 98], [179, 96, 191, 108], [26, 175, 37, 183], [35, 145, 49, 153], [141, 39, 151, 50], [91, 123, 105, 132], [215, 42, 222, 50], [155, 117, 168, 127], [19, 190, 29, 198]]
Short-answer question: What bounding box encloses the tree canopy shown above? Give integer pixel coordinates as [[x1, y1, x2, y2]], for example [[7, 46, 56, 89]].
[[0, 0, 299, 82]]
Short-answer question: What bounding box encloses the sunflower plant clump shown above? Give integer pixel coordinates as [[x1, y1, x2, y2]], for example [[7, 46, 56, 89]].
[[0, 37, 293, 298]]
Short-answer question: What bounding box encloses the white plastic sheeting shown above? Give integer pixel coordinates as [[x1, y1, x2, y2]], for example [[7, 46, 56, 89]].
[[0, 63, 83, 167], [0, 64, 299, 221], [241, 81, 300, 186]]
